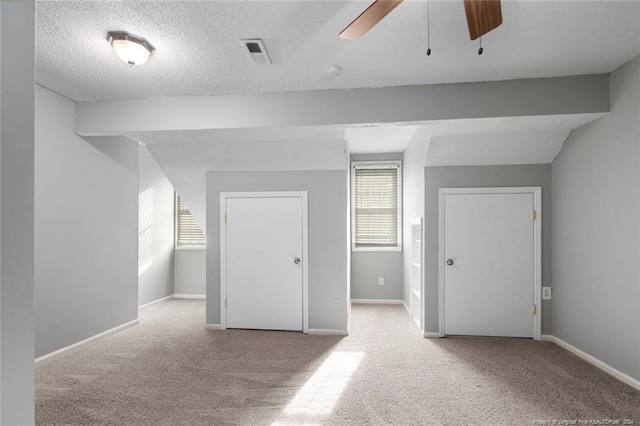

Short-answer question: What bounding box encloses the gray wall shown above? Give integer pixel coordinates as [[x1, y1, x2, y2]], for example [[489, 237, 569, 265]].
[[35, 86, 138, 357], [350, 153, 403, 301], [351, 252, 403, 300], [175, 249, 206, 296], [424, 164, 552, 334], [402, 131, 431, 308], [551, 55, 640, 380], [206, 170, 348, 331], [0, 2, 35, 423], [138, 145, 175, 306]]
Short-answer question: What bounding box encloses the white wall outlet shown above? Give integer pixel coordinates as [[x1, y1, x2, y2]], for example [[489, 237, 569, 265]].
[[332, 299, 339, 310], [378, 277, 384, 286], [542, 286, 552, 300]]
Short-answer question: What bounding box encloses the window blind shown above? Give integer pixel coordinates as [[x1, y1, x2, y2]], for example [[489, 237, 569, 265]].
[[354, 166, 399, 248], [176, 195, 206, 247]]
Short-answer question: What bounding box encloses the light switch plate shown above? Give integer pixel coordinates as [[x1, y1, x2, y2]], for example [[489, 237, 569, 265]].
[[542, 286, 552, 300]]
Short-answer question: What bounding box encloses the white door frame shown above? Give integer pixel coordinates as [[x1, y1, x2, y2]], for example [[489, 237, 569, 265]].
[[438, 187, 542, 340], [220, 191, 309, 333]]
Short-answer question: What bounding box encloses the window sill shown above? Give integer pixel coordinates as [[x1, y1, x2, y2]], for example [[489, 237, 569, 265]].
[[175, 245, 207, 251], [352, 246, 402, 253]]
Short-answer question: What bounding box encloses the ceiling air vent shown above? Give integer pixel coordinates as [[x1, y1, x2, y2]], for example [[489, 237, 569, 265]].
[[240, 39, 271, 65]]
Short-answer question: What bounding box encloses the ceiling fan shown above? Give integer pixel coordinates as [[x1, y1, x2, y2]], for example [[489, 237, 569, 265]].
[[339, 0, 502, 41]]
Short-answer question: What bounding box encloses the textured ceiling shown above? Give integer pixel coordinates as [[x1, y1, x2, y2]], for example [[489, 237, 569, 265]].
[[36, 0, 640, 195], [37, 0, 637, 228], [37, 0, 640, 102]]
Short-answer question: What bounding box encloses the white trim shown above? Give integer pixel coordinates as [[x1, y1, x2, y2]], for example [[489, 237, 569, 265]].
[[301, 193, 310, 334], [438, 189, 443, 338], [138, 294, 173, 309], [403, 300, 411, 315], [35, 319, 139, 364], [220, 191, 309, 333], [220, 194, 227, 329], [205, 324, 223, 330], [351, 160, 403, 252], [351, 299, 404, 305], [174, 294, 206, 299], [351, 246, 402, 253], [543, 335, 640, 391], [438, 187, 542, 340], [423, 332, 440, 338], [308, 328, 349, 336]]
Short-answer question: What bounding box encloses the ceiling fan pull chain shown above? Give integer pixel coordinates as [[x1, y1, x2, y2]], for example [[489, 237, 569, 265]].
[[426, 0, 431, 56], [477, 0, 484, 55]]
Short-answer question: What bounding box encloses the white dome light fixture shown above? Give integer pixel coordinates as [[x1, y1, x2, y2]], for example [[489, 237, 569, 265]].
[[107, 31, 155, 66]]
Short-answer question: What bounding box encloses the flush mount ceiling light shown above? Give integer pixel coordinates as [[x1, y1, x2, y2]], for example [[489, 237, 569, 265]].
[[107, 31, 155, 66]]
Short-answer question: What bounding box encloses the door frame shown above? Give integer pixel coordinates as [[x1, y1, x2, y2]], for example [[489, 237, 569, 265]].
[[438, 187, 542, 340], [220, 191, 309, 333]]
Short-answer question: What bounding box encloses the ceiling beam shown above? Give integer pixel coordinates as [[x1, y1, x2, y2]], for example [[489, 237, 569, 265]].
[[75, 74, 609, 136]]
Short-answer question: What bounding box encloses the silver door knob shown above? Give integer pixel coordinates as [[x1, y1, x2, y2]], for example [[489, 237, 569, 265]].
[[294, 257, 301, 265], [446, 259, 454, 266]]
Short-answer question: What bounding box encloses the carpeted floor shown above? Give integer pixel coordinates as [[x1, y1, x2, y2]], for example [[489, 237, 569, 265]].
[[36, 299, 640, 425]]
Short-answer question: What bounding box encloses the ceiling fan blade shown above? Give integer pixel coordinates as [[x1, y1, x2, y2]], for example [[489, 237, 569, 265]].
[[464, 0, 503, 40], [339, 0, 403, 40]]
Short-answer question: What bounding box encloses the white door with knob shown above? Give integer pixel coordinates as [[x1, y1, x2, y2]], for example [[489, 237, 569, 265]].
[[439, 187, 541, 339], [220, 192, 308, 332]]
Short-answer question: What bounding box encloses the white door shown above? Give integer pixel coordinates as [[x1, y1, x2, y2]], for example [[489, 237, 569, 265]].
[[440, 188, 541, 338], [222, 192, 307, 332]]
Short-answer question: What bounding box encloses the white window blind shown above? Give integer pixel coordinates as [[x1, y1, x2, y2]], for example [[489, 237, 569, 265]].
[[352, 163, 401, 250], [176, 194, 206, 247]]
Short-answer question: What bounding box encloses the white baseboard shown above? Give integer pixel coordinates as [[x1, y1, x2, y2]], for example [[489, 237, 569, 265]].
[[138, 294, 173, 309], [541, 334, 555, 342], [204, 324, 223, 330], [423, 332, 440, 338], [174, 294, 206, 299], [351, 299, 404, 305], [35, 319, 139, 365], [402, 301, 411, 314], [543, 334, 640, 391], [308, 328, 349, 336]]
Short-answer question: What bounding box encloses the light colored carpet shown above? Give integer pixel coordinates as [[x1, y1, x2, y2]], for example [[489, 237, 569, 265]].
[[36, 299, 640, 425]]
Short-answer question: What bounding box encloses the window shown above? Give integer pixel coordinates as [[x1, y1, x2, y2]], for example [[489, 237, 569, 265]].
[[351, 161, 402, 251], [176, 194, 206, 247]]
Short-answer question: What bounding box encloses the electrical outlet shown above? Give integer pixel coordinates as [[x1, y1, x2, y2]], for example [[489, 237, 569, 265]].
[[332, 299, 339, 310], [378, 277, 384, 286], [542, 287, 552, 300]]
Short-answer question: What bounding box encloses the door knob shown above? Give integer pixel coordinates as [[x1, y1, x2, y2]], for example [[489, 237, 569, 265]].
[[294, 257, 301, 265], [446, 259, 454, 266]]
